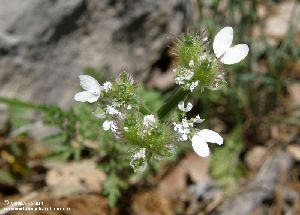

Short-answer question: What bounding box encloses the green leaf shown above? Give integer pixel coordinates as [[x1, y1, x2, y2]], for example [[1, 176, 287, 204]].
[[0, 170, 15, 186], [211, 126, 245, 188], [102, 172, 127, 207]]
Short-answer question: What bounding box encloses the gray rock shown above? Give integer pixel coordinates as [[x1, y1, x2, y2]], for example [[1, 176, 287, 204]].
[[219, 150, 293, 215], [0, 0, 187, 109], [7, 0, 86, 44]]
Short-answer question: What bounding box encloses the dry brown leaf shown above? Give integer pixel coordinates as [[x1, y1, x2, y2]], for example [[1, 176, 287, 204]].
[[287, 145, 300, 161], [159, 153, 210, 198], [287, 83, 300, 108], [159, 163, 186, 198], [182, 153, 210, 183], [46, 160, 106, 197], [131, 189, 173, 215]]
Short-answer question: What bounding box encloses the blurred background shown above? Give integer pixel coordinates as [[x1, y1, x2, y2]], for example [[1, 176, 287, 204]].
[[0, 0, 299, 214]]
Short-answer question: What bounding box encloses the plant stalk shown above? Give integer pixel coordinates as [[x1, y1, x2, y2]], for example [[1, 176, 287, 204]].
[[157, 87, 189, 120]]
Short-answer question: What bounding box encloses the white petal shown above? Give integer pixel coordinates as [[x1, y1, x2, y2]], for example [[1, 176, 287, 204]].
[[74, 91, 100, 103], [102, 120, 111, 131], [178, 101, 185, 111], [189, 60, 194, 67], [191, 135, 210, 157], [213, 27, 233, 58], [182, 133, 188, 141], [178, 101, 193, 112], [186, 102, 193, 112], [192, 115, 205, 123], [103, 81, 112, 92], [198, 129, 223, 145], [94, 112, 106, 119], [79, 75, 101, 94], [220, 44, 249, 65]]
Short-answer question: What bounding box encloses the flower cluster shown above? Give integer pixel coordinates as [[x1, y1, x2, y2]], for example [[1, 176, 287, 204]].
[[130, 148, 147, 172], [173, 102, 223, 157], [173, 27, 249, 91], [173, 33, 221, 92], [120, 111, 176, 169], [74, 72, 177, 171], [74, 26, 249, 171]]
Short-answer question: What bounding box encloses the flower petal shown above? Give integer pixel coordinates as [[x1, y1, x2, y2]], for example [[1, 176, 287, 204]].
[[213, 27, 233, 58], [74, 91, 100, 103], [178, 101, 193, 112], [186, 102, 193, 112], [192, 115, 205, 123], [79, 75, 101, 94], [191, 135, 210, 157], [220, 44, 249, 65], [94, 112, 106, 119], [198, 129, 223, 145], [102, 120, 111, 131], [178, 101, 185, 111]]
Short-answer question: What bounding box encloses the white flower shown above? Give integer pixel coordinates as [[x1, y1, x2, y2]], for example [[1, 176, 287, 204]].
[[174, 67, 194, 85], [143, 115, 156, 128], [178, 101, 193, 112], [102, 120, 117, 132], [191, 129, 223, 157], [106, 105, 120, 115], [127, 105, 132, 110], [189, 60, 195, 68], [192, 115, 205, 123], [103, 81, 112, 92], [133, 148, 146, 160], [213, 27, 249, 65], [130, 148, 147, 172], [74, 75, 102, 103], [173, 118, 193, 141], [189, 81, 198, 92]]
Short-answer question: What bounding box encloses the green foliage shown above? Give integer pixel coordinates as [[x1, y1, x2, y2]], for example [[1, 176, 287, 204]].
[[7, 105, 30, 131], [135, 86, 163, 112], [102, 172, 127, 208], [122, 113, 176, 158], [0, 170, 15, 186], [0, 81, 169, 207], [211, 126, 244, 188], [193, 0, 300, 190]]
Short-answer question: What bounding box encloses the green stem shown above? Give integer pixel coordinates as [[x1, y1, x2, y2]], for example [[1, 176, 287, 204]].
[[0, 97, 44, 110], [157, 87, 189, 120], [139, 105, 152, 115], [0, 97, 64, 115]]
